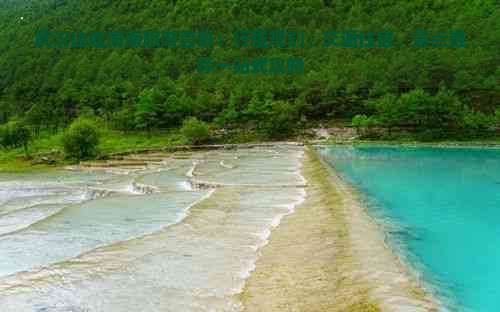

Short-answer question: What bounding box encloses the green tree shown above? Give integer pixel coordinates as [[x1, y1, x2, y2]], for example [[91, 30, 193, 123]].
[[62, 118, 101, 160], [0, 121, 31, 156], [162, 94, 185, 127], [262, 101, 299, 139], [181, 117, 210, 145], [372, 94, 400, 135], [134, 88, 164, 135], [112, 106, 136, 131], [0, 0, 499, 142]]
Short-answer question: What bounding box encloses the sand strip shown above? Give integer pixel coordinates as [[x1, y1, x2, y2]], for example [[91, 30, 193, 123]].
[[240, 146, 439, 312]]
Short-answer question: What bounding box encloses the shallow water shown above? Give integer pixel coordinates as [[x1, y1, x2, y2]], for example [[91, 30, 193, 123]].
[[0, 146, 305, 311], [317, 145, 500, 312]]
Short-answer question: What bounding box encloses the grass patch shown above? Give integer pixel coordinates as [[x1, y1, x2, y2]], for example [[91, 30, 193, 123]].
[[0, 157, 54, 173], [97, 130, 187, 155], [0, 130, 187, 172]]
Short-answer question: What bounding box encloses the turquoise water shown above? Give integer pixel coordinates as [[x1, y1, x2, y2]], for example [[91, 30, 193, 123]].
[[317, 145, 500, 312]]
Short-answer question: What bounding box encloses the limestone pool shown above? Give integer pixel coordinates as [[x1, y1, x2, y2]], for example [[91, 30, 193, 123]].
[[0, 146, 306, 312], [317, 145, 500, 312]]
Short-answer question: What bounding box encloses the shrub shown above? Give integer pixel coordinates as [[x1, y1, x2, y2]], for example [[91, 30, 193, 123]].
[[0, 121, 32, 155], [180, 117, 210, 145], [494, 109, 500, 127], [459, 108, 493, 130], [352, 114, 371, 128], [62, 118, 101, 160], [351, 114, 379, 138]]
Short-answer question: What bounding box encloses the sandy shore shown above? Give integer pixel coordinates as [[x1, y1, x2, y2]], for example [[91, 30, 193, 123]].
[[240, 147, 439, 312]]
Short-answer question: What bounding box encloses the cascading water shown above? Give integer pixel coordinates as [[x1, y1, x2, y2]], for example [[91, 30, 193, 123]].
[[0, 146, 306, 312]]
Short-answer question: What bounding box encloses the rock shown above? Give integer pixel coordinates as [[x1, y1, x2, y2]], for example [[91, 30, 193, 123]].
[[32, 156, 56, 165]]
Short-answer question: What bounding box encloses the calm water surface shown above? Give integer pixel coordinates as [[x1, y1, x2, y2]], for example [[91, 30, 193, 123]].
[[318, 145, 500, 312]]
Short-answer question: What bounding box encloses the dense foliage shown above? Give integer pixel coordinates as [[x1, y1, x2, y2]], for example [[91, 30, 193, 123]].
[[0, 120, 31, 155], [0, 0, 498, 145], [353, 88, 500, 140]]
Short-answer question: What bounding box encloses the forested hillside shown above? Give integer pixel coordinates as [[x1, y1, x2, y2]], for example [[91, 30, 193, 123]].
[[0, 0, 499, 140]]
